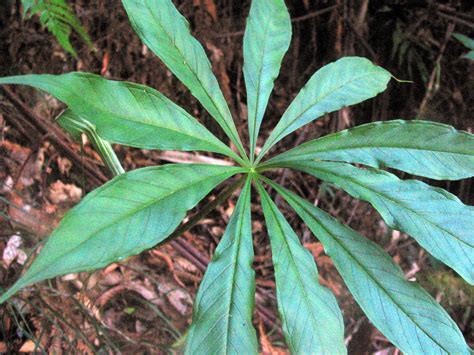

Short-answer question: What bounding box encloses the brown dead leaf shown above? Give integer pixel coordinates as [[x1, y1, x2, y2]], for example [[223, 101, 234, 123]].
[[48, 180, 82, 205], [157, 280, 192, 316], [56, 156, 72, 176], [150, 249, 186, 287], [19, 340, 36, 353], [193, 0, 217, 21], [101, 50, 110, 76], [0, 342, 7, 352], [0, 140, 42, 188], [2, 234, 27, 268], [99, 271, 123, 287], [204, 0, 217, 21], [304, 242, 324, 257], [8, 193, 54, 236]]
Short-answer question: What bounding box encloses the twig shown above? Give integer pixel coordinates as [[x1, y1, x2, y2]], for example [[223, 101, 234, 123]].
[[292, 4, 339, 23], [437, 11, 474, 30], [214, 4, 339, 38], [418, 23, 455, 115]]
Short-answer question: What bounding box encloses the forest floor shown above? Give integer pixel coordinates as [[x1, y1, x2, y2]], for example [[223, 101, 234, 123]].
[[0, 1, 473, 353]]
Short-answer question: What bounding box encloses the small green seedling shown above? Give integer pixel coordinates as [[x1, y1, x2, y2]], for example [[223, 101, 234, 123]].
[[1, 1, 473, 353]]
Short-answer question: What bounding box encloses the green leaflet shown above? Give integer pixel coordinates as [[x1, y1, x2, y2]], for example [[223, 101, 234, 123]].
[[243, 0, 291, 159], [0, 164, 245, 303], [463, 51, 474, 61], [185, 177, 258, 354], [453, 33, 474, 50], [264, 120, 474, 180], [256, 57, 391, 162], [267, 179, 471, 355], [255, 179, 346, 355], [0, 73, 241, 162], [122, 0, 247, 160], [285, 161, 474, 284]]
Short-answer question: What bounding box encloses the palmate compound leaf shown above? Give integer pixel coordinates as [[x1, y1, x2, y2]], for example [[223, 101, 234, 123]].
[[264, 120, 474, 180], [243, 0, 291, 159], [255, 179, 346, 354], [185, 177, 258, 354], [122, 0, 247, 160], [0, 73, 243, 163], [283, 161, 474, 285], [255, 57, 392, 162], [0, 164, 246, 303], [264, 178, 471, 354]]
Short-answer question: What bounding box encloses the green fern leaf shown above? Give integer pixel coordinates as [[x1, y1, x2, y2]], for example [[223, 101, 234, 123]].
[[21, 0, 93, 57]]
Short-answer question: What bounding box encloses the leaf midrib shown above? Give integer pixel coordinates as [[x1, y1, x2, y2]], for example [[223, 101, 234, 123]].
[[140, 0, 242, 153], [267, 69, 384, 147], [33, 168, 238, 276], [298, 164, 474, 249], [25, 75, 227, 153], [81, 76, 227, 151], [260, 187, 327, 353], [248, 11, 272, 157], [280, 142, 474, 161], [223, 181, 251, 351]]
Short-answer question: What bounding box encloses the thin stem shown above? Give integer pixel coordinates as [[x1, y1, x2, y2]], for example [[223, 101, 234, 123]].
[[57, 110, 125, 176]]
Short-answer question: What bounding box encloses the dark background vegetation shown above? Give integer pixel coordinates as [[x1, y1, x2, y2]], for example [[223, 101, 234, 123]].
[[0, 0, 473, 353]]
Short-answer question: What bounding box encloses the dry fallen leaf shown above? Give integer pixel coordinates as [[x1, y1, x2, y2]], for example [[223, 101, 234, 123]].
[[8, 193, 54, 236], [19, 340, 36, 353], [0, 341, 7, 352], [2, 234, 27, 268], [56, 156, 72, 176], [48, 180, 82, 205], [193, 0, 217, 21]]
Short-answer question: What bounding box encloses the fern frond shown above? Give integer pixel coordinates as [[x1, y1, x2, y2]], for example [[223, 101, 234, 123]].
[[22, 0, 93, 57]]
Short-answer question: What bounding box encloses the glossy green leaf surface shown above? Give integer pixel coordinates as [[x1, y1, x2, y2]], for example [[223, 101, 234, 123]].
[[285, 161, 474, 284], [0, 73, 240, 160], [185, 177, 258, 354], [267, 179, 471, 354], [243, 0, 291, 159], [256, 180, 346, 354], [256, 57, 391, 161], [265, 120, 474, 180], [122, 0, 247, 159], [0, 164, 245, 303]]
